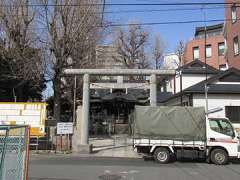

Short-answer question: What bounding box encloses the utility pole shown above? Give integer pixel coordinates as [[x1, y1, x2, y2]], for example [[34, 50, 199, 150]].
[[101, 0, 106, 26], [180, 70, 183, 106], [203, 6, 209, 112]]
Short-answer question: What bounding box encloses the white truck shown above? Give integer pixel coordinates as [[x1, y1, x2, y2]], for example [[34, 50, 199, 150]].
[[133, 106, 240, 165]]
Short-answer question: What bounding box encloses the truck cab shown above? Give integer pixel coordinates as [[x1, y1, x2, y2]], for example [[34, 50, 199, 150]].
[[133, 106, 240, 165], [206, 117, 240, 164]]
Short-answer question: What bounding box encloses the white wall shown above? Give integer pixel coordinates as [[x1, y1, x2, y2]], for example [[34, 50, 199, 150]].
[[163, 54, 179, 69], [193, 94, 240, 117], [166, 74, 213, 94], [176, 74, 207, 93], [165, 93, 240, 119], [164, 95, 190, 106], [193, 94, 240, 129]]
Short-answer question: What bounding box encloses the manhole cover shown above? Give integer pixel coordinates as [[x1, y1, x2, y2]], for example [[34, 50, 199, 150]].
[[99, 174, 122, 180]]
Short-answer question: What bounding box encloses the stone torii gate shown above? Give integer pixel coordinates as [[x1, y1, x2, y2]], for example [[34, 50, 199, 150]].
[[64, 68, 175, 153]]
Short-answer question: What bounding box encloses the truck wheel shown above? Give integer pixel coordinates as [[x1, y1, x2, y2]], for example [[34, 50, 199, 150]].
[[153, 147, 170, 164], [210, 149, 228, 165]]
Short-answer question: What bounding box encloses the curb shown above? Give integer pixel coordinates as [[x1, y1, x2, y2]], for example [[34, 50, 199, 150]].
[[30, 151, 142, 159]]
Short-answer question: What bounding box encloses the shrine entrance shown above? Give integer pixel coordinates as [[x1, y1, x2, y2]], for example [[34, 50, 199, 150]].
[[63, 68, 175, 152], [90, 88, 148, 136]]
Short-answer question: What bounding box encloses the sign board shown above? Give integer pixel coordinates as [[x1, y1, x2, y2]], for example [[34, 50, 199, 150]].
[[46, 119, 57, 127], [57, 122, 73, 135], [0, 102, 47, 137]]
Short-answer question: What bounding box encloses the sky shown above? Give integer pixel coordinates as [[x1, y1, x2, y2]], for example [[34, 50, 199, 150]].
[[43, 0, 226, 99], [104, 0, 225, 52]]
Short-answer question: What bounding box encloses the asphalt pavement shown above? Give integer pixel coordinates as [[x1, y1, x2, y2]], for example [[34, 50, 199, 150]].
[[29, 154, 240, 180]]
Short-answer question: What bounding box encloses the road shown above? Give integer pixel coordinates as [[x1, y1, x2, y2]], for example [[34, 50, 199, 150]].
[[29, 155, 240, 180]]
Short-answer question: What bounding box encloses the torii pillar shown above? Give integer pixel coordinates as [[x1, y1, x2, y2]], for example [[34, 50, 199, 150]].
[[81, 74, 90, 145], [73, 74, 92, 153], [150, 74, 157, 106]]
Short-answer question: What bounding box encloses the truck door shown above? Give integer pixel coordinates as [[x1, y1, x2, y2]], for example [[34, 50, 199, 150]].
[[208, 118, 239, 157]]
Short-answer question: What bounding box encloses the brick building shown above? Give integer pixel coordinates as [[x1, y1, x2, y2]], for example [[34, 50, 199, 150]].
[[184, 23, 227, 70], [224, 0, 240, 69]]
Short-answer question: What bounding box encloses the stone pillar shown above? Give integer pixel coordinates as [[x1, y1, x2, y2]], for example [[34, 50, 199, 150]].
[[150, 74, 157, 106], [72, 74, 92, 154], [72, 106, 82, 152], [81, 74, 90, 145]]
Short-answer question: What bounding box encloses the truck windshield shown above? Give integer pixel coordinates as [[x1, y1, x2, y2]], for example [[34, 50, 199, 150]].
[[209, 119, 235, 137]]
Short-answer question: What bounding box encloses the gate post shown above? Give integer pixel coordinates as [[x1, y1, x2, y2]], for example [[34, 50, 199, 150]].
[[81, 73, 90, 145], [150, 74, 157, 106], [73, 74, 92, 153]]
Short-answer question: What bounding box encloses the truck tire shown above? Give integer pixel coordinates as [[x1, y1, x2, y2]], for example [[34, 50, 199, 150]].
[[153, 147, 170, 164], [210, 149, 228, 165]]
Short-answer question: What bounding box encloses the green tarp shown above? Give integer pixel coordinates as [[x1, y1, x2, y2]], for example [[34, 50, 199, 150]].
[[134, 106, 206, 141]]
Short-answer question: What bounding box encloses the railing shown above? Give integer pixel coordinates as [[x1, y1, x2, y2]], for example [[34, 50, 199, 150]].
[[0, 125, 30, 180], [29, 134, 71, 153]]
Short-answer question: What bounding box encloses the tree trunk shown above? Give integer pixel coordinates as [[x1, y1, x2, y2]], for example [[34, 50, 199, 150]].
[[53, 76, 61, 122]]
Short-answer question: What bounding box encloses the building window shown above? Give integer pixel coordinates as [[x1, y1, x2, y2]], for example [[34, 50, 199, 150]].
[[231, 5, 237, 23], [225, 106, 240, 123], [206, 45, 212, 58], [193, 47, 199, 60], [233, 36, 239, 55], [218, 42, 225, 56]]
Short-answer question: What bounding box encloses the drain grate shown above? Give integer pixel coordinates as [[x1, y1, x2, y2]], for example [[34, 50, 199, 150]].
[[98, 174, 122, 180]]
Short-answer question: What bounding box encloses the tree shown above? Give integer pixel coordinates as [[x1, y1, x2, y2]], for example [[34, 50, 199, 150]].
[[152, 34, 165, 69], [114, 24, 149, 69], [39, 0, 104, 122], [175, 40, 185, 67], [0, 0, 46, 101], [0, 46, 46, 101], [137, 45, 149, 69]]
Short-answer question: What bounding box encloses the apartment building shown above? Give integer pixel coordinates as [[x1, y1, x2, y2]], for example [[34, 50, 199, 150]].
[[225, 0, 240, 69], [184, 23, 228, 70]]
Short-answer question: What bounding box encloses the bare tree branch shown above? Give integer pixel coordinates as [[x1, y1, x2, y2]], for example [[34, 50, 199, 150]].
[[38, 0, 104, 121], [114, 24, 149, 69], [153, 33, 165, 69], [175, 40, 185, 67]]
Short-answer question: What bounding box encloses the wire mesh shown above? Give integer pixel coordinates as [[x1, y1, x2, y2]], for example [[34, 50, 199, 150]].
[[0, 125, 30, 180]]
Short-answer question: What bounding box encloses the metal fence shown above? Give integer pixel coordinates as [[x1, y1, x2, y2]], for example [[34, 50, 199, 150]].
[[0, 125, 30, 180]]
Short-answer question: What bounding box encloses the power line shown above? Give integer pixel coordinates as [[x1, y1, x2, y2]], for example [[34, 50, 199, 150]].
[[1, 6, 238, 17], [103, 6, 232, 14], [106, 18, 233, 27], [0, 5, 238, 16], [5, 18, 238, 31], [0, 6, 227, 16], [0, 2, 239, 7], [90, 2, 240, 6], [101, 0, 106, 26]]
